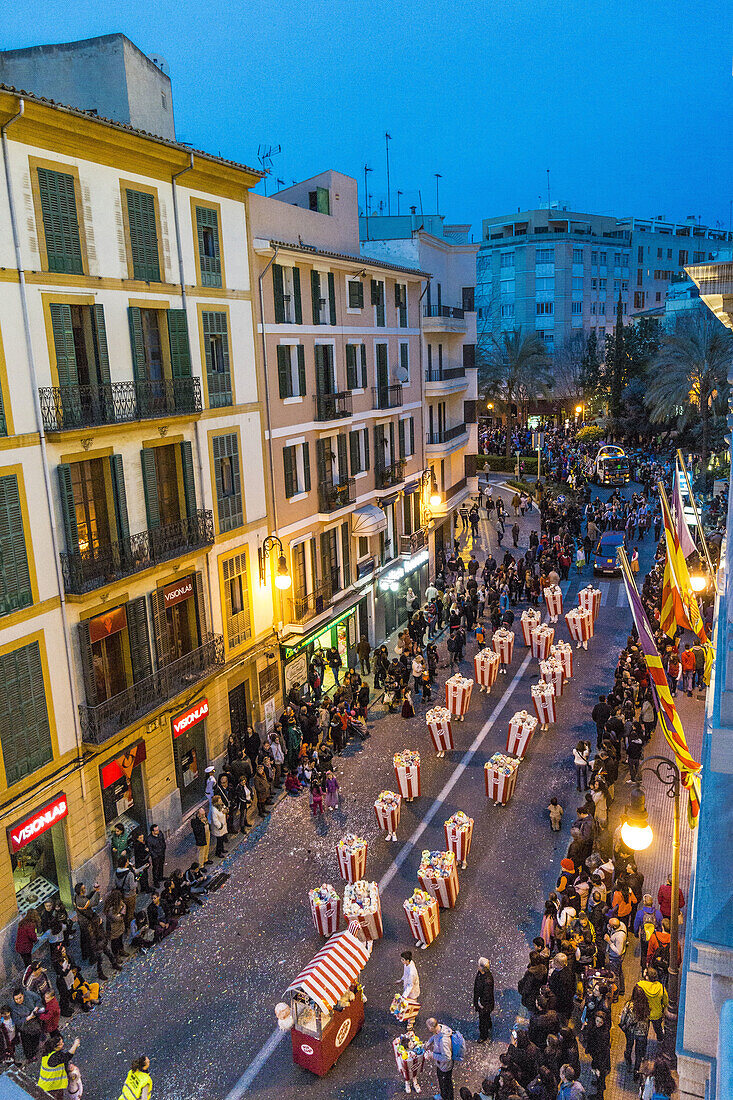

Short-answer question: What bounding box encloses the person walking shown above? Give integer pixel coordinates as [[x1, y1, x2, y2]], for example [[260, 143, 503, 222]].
[[473, 957, 495, 1041], [582, 1007, 611, 1098], [557, 1064, 586, 1099], [38, 1034, 79, 1098], [118, 1056, 153, 1100], [425, 1018, 455, 1100], [356, 635, 371, 674], [398, 950, 420, 1002], [637, 968, 668, 1043], [573, 741, 591, 791], [147, 825, 166, 887], [619, 984, 650, 1079], [604, 916, 628, 997]]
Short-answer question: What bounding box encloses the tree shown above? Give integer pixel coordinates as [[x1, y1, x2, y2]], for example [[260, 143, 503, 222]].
[[553, 332, 592, 416], [478, 329, 552, 457], [598, 314, 661, 431], [645, 305, 732, 476]]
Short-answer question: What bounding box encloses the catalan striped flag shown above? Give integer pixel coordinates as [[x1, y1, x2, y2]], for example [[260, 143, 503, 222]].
[[672, 462, 698, 560], [619, 549, 701, 828], [659, 484, 708, 647]]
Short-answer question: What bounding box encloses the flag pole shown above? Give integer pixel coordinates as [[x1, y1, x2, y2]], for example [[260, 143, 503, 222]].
[[676, 448, 716, 579]]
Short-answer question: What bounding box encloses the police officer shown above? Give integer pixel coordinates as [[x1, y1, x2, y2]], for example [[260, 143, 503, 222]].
[[119, 1056, 153, 1100], [38, 1035, 79, 1097]]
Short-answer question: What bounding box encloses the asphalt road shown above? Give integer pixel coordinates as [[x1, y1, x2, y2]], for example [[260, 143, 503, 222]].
[[61, 482, 653, 1100]]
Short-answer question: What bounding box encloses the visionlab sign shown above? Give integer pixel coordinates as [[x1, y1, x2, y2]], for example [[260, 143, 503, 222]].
[[8, 793, 69, 853], [172, 698, 209, 738]]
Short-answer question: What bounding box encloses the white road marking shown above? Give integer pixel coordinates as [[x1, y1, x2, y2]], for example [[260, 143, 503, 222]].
[[224, 588, 572, 1098], [599, 582, 610, 606], [617, 584, 629, 608]]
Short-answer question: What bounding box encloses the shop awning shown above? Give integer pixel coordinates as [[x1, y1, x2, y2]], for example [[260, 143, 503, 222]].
[[351, 504, 387, 536], [285, 929, 371, 1013], [403, 480, 420, 496]]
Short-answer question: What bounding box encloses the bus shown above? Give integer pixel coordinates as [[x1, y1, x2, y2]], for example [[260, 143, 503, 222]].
[[594, 445, 630, 486]]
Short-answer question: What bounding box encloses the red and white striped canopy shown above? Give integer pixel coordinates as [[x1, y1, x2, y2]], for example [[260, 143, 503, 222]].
[[285, 929, 370, 1013]]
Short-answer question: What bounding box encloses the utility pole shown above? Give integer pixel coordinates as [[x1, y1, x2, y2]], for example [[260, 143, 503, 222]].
[[397, 190, 403, 216], [385, 132, 392, 216], [363, 164, 372, 241], [547, 167, 551, 212], [435, 172, 442, 215]]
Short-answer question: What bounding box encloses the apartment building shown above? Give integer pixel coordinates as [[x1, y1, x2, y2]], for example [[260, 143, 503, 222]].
[[0, 86, 277, 974], [476, 204, 732, 356], [249, 173, 429, 694], [360, 211, 479, 557]]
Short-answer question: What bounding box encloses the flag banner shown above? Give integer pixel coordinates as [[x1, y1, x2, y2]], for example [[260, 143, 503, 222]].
[[673, 462, 697, 560]]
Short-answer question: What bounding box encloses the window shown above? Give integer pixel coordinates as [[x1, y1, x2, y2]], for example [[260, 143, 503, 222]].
[[693, 251, 706, 263], [536, 247, 554, 264], [345, 344, 367, 390], [500, 303, 514, 319], [637, 269, 644, 287], [398, 417, 415, 459], [667, 248, 673, 260], [500, 251, 515, 268], [259, 662, 280, 702], [283, 442, 311, 498], [222, 551, 252, 649], [308, 187, 330, 214], [0, 641, 53, 785], [399, 342, 409, 382], [536, 301, 554, 315], [202, 311, 232, 408], [657, 248, 663, 259], [311, 270, 336, 325], [599, 278, 607, 290], [277, 343, 306, 398], [349, 428, 370, 475], [125, 189, 161, 281], [638, 245, 644, 263], [141, 441, 196, 530], [590, 302, 597, 315], [591, 251, 598, 264], [395, 283, 408, 327], [622, 281, 629, 291], [572, 276, 584, 290], [573, 248, 583, 264], [461, 286, 475, 312], [571, 301, 583, 314], [371, 279, 385, 327], [614, 252, 622, 265], [614, 279, 621, 292], [195, 206, 222, 288], [623, 254, 630, 267], [0, 474, 32, 615], [213, 433, 243, 533], [500, 279, 515, 297], [591, 278, 598, 291], [599, 251, 607, 265], [634, 291, 645, 309], [536, 277, 555, 293], [348, 280, 364, 309], [36, 167, 84, 274], [273, 264, 302, 324], [679, 250, 689, 267]]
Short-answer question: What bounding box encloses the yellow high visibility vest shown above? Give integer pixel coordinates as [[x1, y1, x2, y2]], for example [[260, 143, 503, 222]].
[[119, 1069, 153, 1100], [38, 1053, 69, 1092]]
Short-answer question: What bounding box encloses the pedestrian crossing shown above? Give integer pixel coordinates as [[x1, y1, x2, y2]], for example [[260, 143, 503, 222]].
[[598, 580, 629, 608]]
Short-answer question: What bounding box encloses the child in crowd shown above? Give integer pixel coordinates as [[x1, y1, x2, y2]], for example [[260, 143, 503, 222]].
[[309, 780, 324, 816], [548, 797, 564, 832], [285, 771, 303, 795]]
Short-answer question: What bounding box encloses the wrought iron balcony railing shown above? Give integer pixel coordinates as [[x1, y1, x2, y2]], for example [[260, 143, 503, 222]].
[[60, 510, 214, 594], [372, 384, 403, 410], [288, 580, 333, 624], [426, 423, 467, 445], [39, 377, 203, 432], [314, 391, 352, 421], [425, 366, 466, 382], [78, 633, 224, 745], [400, 528, 427, 556], [423, 304, 465, 319], [376, 460, 406, 488], [318, 478, 355, 513]]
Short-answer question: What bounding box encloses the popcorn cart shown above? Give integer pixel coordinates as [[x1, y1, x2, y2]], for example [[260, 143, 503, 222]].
[[403, 887, 440, 948], [417, 849, 459, 908], [474, 648, 500, 693], [492, 626, 514, 671], [343, 879, 383, 940], [530, 623, 555, 661], [444, 810, 474, 868], [550, 640, 573, 681], [565, 607, 593, 649], [309, 883, 341, 937], [394, 750, 421, 801], [579, 584, 602, 621], [484, 752, 520, 805], [337, 834, 368, 883], [284, 928, 370, 1075], [520, 608, 541, 647], [445, 674, 473, 720], [543, 584, 563, 623], [374, 790, 402, 842], [531, 679, 556, 729], [506, 710, 537, 758], [425, 707, 453, 757]]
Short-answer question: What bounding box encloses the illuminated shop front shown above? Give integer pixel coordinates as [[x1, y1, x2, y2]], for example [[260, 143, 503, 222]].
[[8, 794, 72, 913]]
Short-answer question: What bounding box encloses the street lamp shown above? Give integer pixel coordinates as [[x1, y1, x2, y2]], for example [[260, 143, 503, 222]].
[[258, 535, 292, 589], [690, 571, 708, 594], [421, 466, 441, 509], [622, 759, 682, 1063]]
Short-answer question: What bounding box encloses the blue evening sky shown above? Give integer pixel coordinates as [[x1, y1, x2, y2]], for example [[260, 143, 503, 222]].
[[5, 0, 733, 238]]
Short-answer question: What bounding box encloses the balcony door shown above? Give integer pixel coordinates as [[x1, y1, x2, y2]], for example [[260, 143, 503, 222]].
[[376, 343, 389, 395], [70, 458, 112, 556]]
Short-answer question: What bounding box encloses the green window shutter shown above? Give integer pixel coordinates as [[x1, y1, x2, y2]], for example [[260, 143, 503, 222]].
[[57, 463, 79, 552], [77, 620, 97, 707], [195, 206, 222, 287], [109, 455, 130, 544], [37, 168, 83, 275], [140, 449, 160, 530], [302, 442, 311, 492], [336, 434, 348, 482], [389, 421, 396, 463], [273, 263, 285, 323], [49, 304, 78, 387], [0, 641, 53, 785], [91, 304, 111, 385], [348, 280, 364, 309], [314, 344, 326, 396], [316, 186, 330, 214], [363, 428, 370, 471], [213, 433, 242, 533], [341, 521, 350, 587], [202, 311, 232, 408], [126, 189, 161, 281], [360, 344, 367, 388], [328, 272, 337, 326], [296, 345, 306, 396], [128, 306, 145, 383], [194, 571, 208, 636], [180, 440, 197, 517], [126, 595, 153, 684], [316, 438, 330, 488], [398, 419, 406, 460], [167, 309, 192, 378], [374, 425, 383, 469], [283, 446, 296, 498], [394, 283, 401, 309], [292, 267, 303, 324], [349, 431, 359, 476], [345, 345, 358, 390], [150, 588, 172, 668], [371, 280, 380, 306], [0, 474, 32, 614], [400, 343, 409, 376], [409, 416, 415, 456], [276, 345, 292, 399], [311, 270, 322, 324]]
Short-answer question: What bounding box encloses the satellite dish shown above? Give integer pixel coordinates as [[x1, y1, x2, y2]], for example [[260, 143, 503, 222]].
[[394, 365, 408, 383]]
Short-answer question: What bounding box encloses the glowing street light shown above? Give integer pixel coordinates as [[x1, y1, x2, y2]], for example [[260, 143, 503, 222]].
[[258, 534, 292, 589]]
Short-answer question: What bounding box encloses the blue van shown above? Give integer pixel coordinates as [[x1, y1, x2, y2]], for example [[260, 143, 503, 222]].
[[593, 531, 626, 576]]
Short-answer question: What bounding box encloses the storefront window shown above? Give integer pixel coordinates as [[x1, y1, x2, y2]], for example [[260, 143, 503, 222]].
[[100, 741, 147, 842], [8, 794, 72, 913], [171, 699, 209, 813]]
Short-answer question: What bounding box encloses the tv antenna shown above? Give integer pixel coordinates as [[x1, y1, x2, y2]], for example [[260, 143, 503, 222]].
[[257, 143, 282, 195]]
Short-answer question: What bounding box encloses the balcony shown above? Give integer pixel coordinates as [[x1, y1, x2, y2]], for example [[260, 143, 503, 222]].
[[400, 528, 427, 556], [424, 365, 468, 394], [78, 633, 224, 745], [287, 580, 333, 624], [426, 423, 468, 448], [376, 460, 406, 489], [314, 391, 352, 422], [422, 304, 467, 334], [39, 378, 203, 433], [60, 510, 215, 595], [372, 384, 403, 410], [318, 478, 355, 513]]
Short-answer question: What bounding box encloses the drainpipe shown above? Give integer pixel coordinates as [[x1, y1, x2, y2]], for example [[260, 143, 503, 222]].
[[1, 100, 87, 795], [258, 245, 280, 535], [170, 152, 216, 635]]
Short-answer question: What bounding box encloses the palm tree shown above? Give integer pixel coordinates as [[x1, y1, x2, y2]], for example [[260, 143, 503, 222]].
[[479, 328, 552, 458], [645, 307, 732, 477]]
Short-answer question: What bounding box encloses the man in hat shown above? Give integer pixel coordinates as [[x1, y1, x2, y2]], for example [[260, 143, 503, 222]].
[[205, 766, 216, 815], [473, 957, 495, 1041]]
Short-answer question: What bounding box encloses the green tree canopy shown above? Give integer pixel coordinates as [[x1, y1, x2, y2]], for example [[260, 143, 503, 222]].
[[478, 328, 552, 456]]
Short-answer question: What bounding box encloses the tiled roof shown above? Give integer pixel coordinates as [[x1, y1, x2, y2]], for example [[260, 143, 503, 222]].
[[269, 239, 430, 279]]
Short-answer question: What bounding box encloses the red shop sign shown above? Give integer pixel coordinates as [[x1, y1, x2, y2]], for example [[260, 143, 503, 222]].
[[8, 793, 69, 853], [163, 576, 194, 608], [100, 741, 147, 790], [172, 698, 209, 738]]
